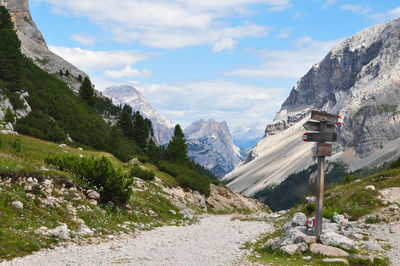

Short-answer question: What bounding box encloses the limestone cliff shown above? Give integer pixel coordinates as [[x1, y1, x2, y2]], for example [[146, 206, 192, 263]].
[[222, 18, 400, 196], [2, 0, 88, 92], [184, 119, 242, 177]]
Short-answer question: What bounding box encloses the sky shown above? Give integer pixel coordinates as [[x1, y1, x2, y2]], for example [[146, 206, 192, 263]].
[[30, 0, 400, 131]]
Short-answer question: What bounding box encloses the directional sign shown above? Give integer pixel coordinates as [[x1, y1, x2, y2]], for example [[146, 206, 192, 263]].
[[311, 110, 340, 125], [317, 143, 332, 156], [303, 132, 337, 142], [303, 121, 336, 132]]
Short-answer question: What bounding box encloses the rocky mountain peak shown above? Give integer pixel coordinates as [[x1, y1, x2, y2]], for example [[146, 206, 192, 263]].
[[222, 18, 400, 196], [103, 85, 175, 145], [2, 0, 47, 48], [2, 0, 88, 91], [184, 119, 242, 177]]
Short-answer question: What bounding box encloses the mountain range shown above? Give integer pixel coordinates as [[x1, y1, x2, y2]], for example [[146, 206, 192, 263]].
[[222, 18, 400, 196]]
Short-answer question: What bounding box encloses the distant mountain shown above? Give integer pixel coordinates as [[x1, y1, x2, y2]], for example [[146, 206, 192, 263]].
[[231, 123, 265, 155], [222, 18, 400, 196], [103, 85, 175, 145], [184, 119, 242, 178]]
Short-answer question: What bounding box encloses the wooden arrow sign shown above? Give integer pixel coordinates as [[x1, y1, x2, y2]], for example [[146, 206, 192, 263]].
[[303, 132, 337, 142], [303, 121, 336, 132], [311, 110, 339, 124], [317, 143, 332, 156]]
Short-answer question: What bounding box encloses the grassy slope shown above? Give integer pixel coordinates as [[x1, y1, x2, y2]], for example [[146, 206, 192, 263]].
[[0, 133, 183, 261]]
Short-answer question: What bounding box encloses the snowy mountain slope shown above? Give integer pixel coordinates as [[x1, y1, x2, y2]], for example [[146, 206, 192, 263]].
[[103, 85, 175, 145], [222, 18, 400, 196]]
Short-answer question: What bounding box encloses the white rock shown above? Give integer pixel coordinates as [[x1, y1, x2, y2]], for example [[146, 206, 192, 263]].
[[365, 185, 375, 191], [169, 209, 177, 215], [310, 243, 349, 257], [389, 204, 399, 211], [77, 224, 94, 236], [86, 190, 100, 200], [182, 209, 193, 220], [292, 212, 307, 226], [302, 256, 312, 260], [280, 244, 300, 255], [48, 224, 70, 239], [44, 179, 52, 186], [320, 231, 356, 250], [12, 201, 23, 209], [362, 242, 384, 251], [333, 214, 348, 225], [323, 258, 349, 264], [306, 196, 316, 203]]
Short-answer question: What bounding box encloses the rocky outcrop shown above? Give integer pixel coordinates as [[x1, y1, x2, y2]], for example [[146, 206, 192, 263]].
[[222, 18, 400, 196], [184, 119, 242, 177], [103, 85, 175, 145], [2, 0, 88, 92]]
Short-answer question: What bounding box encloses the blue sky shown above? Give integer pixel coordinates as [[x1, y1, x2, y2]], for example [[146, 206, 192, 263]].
[[30, 0, 400, 131]]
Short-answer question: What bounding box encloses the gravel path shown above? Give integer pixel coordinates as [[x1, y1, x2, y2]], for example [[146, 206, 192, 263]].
[[2, 215, 273, 266]]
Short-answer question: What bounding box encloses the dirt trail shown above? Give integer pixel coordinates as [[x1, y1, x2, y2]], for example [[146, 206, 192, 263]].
[[1, 215, 273, 266]]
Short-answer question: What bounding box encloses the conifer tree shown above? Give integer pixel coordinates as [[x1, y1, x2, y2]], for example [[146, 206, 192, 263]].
[[165, 124, 189, 164], [132, 111, 150, 150], [79, 77, 95, 106], [0, 6, 22, 91], [117, 105, 134, 139]]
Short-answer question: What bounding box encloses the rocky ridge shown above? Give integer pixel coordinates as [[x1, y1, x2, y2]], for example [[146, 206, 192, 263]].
[[222, 18, 400, 196], [103, 85, 175, 145], [184, 119, 242, 177], [2, 0, 88, 92]]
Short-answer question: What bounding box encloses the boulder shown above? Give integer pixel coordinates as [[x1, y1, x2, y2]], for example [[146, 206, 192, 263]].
[[270, 237, 281, 250], [362, 242, 384, 251], [11, 201, 23, 209], [320, 232, 356, 250], [333, 214, 348, 225], [364, 185, 375, 191], [310, 243, 349, 257], [323, 222, 341, 233], [77, 224, 94, 237], [306, 196, 316, 203], [280, 244, 300, 255], [86, 190, 100, 200], [292, 212, 307, 226], [182, 209, 193, 220], [48, 224, 70, 239], [389, 204, 399, 211]]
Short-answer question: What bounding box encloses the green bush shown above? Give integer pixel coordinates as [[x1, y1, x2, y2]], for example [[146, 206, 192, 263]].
[[130, 166, 155, 181], [391, 157, 400, 169], [45, 155, 133, 205], [158, 160, 210, 196], [4, 107, 14, 123], [12, 139, 21, 152]]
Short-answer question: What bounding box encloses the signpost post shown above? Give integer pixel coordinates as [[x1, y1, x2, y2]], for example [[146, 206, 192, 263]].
[[303, 110, 341, 239]]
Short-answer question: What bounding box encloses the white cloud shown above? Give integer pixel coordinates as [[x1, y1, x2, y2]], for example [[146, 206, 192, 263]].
[[49, 46, 154, 72], [213, 38, 238, 52], [341, 4, 371, 15], [70, 34, 96, 45], [224, 37, 339, 79], [105, 66, 152, 79], [35, 0, 290, 50], [133, 80, 287, 128], [278, 28, 292, 38], [322, 0, 336, 9], [341, 4, 400, 22]]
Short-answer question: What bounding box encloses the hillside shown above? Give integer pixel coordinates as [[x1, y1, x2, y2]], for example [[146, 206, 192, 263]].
[[222, 18, 400, 196], [0, 133, 266, 261]]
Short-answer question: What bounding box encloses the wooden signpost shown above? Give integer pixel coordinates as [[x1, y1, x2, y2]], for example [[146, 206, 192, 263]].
[[303, 110, 341, 239]]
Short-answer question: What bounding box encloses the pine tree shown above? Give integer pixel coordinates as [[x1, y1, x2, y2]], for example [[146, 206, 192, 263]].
[[165, 124, 189, 164], [132, 111, 150, 150], [117, 105, 134, 139], [0, 6, 22, 91], [79, 77, 95, 106]]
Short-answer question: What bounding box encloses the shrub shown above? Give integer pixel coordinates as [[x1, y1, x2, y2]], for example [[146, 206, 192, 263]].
[[4, 107, 14, 123], [12, 139, 21, 152], [130, 166, 155, 181], [46, 155, 133, 205], [158, 160, 210, 196]]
